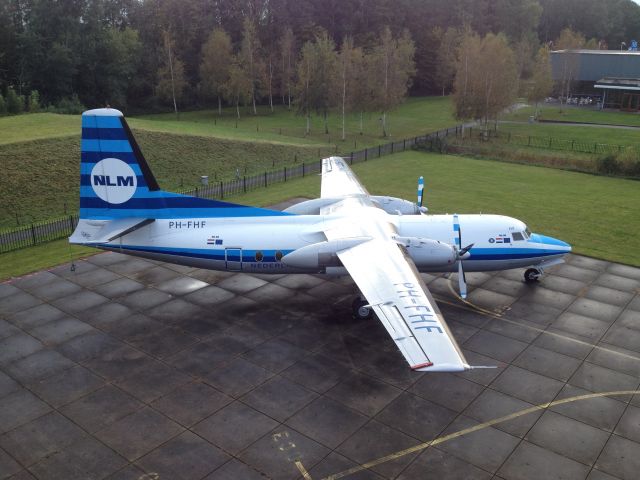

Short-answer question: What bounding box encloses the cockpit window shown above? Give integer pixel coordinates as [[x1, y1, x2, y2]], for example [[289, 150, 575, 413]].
[[525, 227, 532, 238], [512, 232, 524, 241]]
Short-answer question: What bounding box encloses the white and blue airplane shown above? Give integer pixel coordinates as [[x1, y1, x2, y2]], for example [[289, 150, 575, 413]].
[[70, 108, 571, 373]]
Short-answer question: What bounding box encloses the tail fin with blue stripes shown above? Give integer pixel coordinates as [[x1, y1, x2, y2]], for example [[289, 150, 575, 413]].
[[78, 108, 287, 220]]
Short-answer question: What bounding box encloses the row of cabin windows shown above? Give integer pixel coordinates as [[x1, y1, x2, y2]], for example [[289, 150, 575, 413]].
[[253, 251, 283, 262]]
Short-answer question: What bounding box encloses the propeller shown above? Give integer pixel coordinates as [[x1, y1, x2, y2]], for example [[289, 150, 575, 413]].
[[416, 176, 428, 213], [453, 214, 474, 299]]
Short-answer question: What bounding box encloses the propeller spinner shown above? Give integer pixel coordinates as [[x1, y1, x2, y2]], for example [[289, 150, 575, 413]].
[[453, 214, 473, 299]]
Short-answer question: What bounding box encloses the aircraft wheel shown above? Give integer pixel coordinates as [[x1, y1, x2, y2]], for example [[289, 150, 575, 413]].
[[524, 268, 541, 283], [352, 298, 373, 320]]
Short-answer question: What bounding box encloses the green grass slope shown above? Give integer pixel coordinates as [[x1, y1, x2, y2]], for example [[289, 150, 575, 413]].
[[506, 105, 640, 127], [0, 113, 80, 145], [0, 130, 336, 229]]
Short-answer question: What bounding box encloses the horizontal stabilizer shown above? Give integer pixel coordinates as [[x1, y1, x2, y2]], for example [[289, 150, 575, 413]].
[[70, 218, 154, 244]]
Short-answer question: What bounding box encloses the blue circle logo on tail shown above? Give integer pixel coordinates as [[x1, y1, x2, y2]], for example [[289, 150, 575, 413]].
[[90, 158, 137, 204]]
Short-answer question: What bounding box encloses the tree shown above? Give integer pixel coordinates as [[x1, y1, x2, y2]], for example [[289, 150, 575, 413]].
[[554, 28, 585, 106], [156, 31, 187, 116], [200, 28, 233, 115], [528, 46, 553, 116], [279, 27, 295, 109], [294, 31, 337, 135], [369, 27, 416, 137], [27, 90, 40, 112], [5, 86, 23, 114], [0, 94, 6, 115], [238, 18, 266, 115], [333, 37, 362, 140], [434, 27, 460, 96], [453, 32, 518, 128], [222, 56, 253, 119]]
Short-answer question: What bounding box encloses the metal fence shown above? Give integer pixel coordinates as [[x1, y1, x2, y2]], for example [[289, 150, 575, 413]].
[[427, 127, 627, 156], [0, 125, 461, 254]]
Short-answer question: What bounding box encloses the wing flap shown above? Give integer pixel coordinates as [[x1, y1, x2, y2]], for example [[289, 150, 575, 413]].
[[337, 238, 470, 372]]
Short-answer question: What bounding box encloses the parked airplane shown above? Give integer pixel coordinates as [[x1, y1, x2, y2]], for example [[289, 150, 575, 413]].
[[71, 108, 571, 372]]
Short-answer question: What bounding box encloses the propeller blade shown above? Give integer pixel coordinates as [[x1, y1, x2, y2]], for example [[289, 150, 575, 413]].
[[417, 176, 424, 208], [458, 243, 474, 257], [453, 214, 461, 250], [458, 258, 467, 299]]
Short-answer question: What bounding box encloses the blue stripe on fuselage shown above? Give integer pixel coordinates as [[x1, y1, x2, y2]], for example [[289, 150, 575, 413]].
[[96, 244, 294, 263], [469, 247, 566, 260]]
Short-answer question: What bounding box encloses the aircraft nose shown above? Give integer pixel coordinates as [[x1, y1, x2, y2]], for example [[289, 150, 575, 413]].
[[530, 233, 572, 252]]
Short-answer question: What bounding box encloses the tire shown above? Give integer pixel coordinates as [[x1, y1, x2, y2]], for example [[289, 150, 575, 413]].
[[352, 298, 373, 320], [524, 268, 540, 283]]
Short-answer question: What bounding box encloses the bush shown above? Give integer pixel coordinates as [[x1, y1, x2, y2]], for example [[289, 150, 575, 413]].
[[5, 87, 24, 114], [45, 94, 86, 114], [28, 90, 40, 112], [0, 94, 6, 115], [596, 154, 620, 175]]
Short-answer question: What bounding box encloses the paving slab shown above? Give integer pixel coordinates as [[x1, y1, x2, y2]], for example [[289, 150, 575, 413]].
[[1, 253, 639, 480]]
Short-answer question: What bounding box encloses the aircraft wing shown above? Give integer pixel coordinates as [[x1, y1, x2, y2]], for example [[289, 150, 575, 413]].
[[320, 157, 470, 372], [321, 156, 369, 198]]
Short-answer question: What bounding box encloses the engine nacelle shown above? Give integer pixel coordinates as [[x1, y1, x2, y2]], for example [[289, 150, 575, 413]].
[[395, 236, 458, 267], [371, 196, 424, 215], [283, 196, 423, 215], [281, 237, 370, 269]]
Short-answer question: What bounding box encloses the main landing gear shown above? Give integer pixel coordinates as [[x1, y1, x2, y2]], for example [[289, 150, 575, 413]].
[[352, 296, 373, 320], [524, 268, 542, 283]]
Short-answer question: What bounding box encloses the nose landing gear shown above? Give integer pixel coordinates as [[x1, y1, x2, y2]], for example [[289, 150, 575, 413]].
[[524, 268, 542, 283]]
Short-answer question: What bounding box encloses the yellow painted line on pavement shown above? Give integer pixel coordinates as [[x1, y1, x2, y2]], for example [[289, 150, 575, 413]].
[[320, 390, 640, 479]]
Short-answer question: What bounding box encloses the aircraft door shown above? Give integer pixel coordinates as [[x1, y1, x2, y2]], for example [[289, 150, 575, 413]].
[[225, 248, 243, 271]]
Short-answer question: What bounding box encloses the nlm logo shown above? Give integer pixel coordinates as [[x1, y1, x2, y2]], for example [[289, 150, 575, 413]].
[[93, 175, 135, 187], [90, 158, 137, 204]]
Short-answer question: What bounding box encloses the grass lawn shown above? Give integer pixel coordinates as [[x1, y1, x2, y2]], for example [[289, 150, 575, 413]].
[[0, 239, 95, 281], [496, 122, 640, 148], [2, 150, 637, 280], [505, 105, 640, 127], [0, 113, 80, 145], [130, 96, 456, 149]]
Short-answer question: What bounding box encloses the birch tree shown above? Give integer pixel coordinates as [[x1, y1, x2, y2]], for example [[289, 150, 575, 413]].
[[369, 27, 415, 137], [199, 28, 232, 116], [238, 18, 266, 115], [156, 31, 187, 116], [333, 37, 362, 140], [223, 56, 252, 119], [279, 27, 295, 109], [528, 45, 553, 117], [453, 32, 518, 128]]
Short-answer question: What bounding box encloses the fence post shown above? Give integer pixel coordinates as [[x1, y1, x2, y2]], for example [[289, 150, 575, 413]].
[[302, 163, 305, 176], [350, 152, 353, 165], [571, 140, 575, 150], [195, 187, 199, 198], [403, 139, 406, 150], [391, 142, 394, 153], [378, 145, 381, 157], [243, 176, 246, 193], [264, 171, 267, 187], [365, 149, 368, 161], [31, 224, 36, 246], [594, 143, 597, 153], [220, 181, 224, 199], [284, 166, 287, 182]]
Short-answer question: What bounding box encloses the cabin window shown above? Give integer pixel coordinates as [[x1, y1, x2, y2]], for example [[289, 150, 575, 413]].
[[512, 232, 524, 241], [255, 251, 264, 262], [275, 251, 283, 261]]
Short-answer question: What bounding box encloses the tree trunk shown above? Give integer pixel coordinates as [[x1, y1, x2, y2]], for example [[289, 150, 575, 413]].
[[306, 113, 310, 135], [382, 111, 387, 137], [269, 58, 274, 113], [167, 39, 178, 119], [252, 96, 257, 115], [236, 99, 240, 119], [324, 111, 328, 134], [359, 112, 363, 135], [218, 96, 222, 116], [342, 67, 346, 141]]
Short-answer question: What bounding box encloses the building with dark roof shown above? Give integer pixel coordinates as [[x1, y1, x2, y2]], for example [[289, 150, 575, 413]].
[[550, 50, 640, 110]]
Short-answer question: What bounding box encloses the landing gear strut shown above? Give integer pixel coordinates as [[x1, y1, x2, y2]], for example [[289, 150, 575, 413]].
[[524, 268, 542, 283], [352, 297, 373, 320]]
